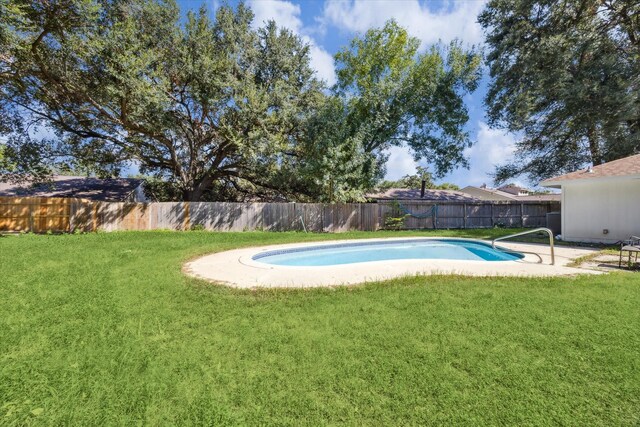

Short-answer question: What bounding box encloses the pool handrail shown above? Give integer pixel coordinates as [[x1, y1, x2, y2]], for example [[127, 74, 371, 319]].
[[492, 227, 555, 265]]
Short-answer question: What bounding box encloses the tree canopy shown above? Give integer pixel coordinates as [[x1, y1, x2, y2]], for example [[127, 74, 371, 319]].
[[480, 0, 640, 183], [334, 22, 481, 179], [1, 0, 324, 200], [377, 166, 460, 190], [290, 21, 481, 202], [1, 1, 481, 201]]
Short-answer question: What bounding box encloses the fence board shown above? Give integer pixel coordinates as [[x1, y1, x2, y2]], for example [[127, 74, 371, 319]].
[[262, 203, 294, 232], [361, 204, 379, 231], [297, 203, 323, 232]]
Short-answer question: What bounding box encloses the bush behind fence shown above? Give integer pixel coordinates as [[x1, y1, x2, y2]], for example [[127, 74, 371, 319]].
[[0, 196, 560, 233]]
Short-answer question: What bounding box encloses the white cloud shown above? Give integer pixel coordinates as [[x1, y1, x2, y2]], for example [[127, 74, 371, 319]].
[[322, 0, 486, 49], [306, 43, 335, 85], [248, 0, 337, 85], [250, 0, 303, 32], [442, 121, 517, 187], [384, 145, 418, 180], [384, 122, 520, 187]]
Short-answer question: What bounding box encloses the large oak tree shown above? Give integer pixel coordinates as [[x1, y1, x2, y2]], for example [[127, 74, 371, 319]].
[[1, 0, 324, 200]]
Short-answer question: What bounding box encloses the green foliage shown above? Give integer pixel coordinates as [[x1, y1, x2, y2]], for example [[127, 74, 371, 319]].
[[0, 133, 54, 184], [382, 200, 409, 230], [289, 96, 379, 202], [1, 3, 480, 203], [433, 182, 460, 190], [378, 166, 459, 190], [480, 0, 640, 183], [333, 21, 482, 180], [274, 21, 480, 203], [383, 215, 408, 230], [0, 231, 639, 425], [1, 1, 323, 200]]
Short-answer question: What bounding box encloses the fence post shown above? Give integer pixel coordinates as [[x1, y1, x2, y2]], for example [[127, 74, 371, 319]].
[[490, 204, 494, 227], [92, 203, 98, 231], [183, 202, 190, 230], [69, 199, 75, 233], [463, 203, 467, 229], [432, 204, 436, 229]]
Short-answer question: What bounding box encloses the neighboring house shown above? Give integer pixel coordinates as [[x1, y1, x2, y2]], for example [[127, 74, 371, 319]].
[[541, 154, 640, 243], [366, 187, 479, 202], [0, 175, 147, 202], [495, 184, 530, 196], [461, 184, 561, 202]]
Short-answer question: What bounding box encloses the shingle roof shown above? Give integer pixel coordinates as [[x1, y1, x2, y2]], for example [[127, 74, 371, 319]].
[[515, 194, 561, 202], [0, 175, 143, 201], [462, 186, 518, 200], [541, 153, 640, 186], [460, 185, 560, 201], [497, 184, 529, 195], [366, 188, 479, 202]]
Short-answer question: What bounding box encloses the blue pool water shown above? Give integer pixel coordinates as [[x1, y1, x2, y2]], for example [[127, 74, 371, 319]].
[[253, 239, 523, 267]]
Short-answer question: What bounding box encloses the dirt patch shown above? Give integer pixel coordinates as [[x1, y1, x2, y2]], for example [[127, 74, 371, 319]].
[[575, 253, 639, 272]]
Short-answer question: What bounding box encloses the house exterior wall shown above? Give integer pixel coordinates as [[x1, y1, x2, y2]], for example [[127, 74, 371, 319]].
[[561, 178, 640, 243]]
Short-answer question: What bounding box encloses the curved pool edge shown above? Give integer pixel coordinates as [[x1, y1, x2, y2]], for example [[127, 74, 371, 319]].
[[238, 237, 525, 269], [249, 238, 524, 266], [183, 237, 602, 288]]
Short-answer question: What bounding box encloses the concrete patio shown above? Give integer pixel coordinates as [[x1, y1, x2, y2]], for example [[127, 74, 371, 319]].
[[184, 237, 602, 289]]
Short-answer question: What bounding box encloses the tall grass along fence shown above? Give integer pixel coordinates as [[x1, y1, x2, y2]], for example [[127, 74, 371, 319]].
[[0, 196, 560, 233]]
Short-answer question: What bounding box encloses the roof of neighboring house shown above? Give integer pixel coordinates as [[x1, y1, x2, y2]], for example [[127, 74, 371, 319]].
[[497, 184, 529, 195], [460, 185, 518, 200], [461, 185, 560, 201], [541, 153, 640, 187], [514, 194, 562, 202], [366, 188, 479, 202], [0, 175, 143, 201]]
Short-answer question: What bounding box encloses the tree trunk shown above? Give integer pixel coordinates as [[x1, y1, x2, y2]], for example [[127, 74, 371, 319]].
[[587, 125, 602, 165], [182, 175, 217, 201], [182, 186, 205, 202]]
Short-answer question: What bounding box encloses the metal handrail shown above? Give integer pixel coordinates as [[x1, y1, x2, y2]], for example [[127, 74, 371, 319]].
[[492, 227, 555, 265]]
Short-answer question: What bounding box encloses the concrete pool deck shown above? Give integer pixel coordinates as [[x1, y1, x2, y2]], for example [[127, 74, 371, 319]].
[[183, 237, 602, 289]]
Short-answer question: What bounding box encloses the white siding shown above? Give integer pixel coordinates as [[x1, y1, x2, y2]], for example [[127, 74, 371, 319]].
[[561, 178, 640, 243]]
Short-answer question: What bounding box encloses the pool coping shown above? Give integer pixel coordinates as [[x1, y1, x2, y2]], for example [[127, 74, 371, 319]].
[[184, 237, 602, 289], [238, 237, 526, 269]]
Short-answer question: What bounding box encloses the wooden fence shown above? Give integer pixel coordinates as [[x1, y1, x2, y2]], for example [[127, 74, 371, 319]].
[[0, 196, 560, 233]]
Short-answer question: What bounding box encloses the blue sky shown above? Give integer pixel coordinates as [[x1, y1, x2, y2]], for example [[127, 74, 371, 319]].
[[194, 0, 519, 187]]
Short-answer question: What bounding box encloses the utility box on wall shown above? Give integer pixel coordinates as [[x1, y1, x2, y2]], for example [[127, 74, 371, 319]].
[[546, 211, 561, 236]]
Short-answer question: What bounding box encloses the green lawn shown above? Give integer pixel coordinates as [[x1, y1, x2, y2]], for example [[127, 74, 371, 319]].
[[1, 230, 639, 426]]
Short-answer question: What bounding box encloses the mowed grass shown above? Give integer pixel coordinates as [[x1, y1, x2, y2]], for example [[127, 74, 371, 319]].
[[1, 230, 639, 426]]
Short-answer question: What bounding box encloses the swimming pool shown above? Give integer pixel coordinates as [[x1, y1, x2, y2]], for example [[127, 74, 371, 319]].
[[252, 239, 523, 267]]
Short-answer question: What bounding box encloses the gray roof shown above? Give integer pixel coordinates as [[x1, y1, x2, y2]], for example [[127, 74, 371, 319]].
[[366, 188, 479, 202], [497, 184, 529, 195], [461, 185, 560, 202], [0, 175, 143, 201], [515, 194, 561, 202]]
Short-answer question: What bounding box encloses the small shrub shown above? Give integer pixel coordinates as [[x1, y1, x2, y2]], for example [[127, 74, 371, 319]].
[[384, 214, 409, 230]]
